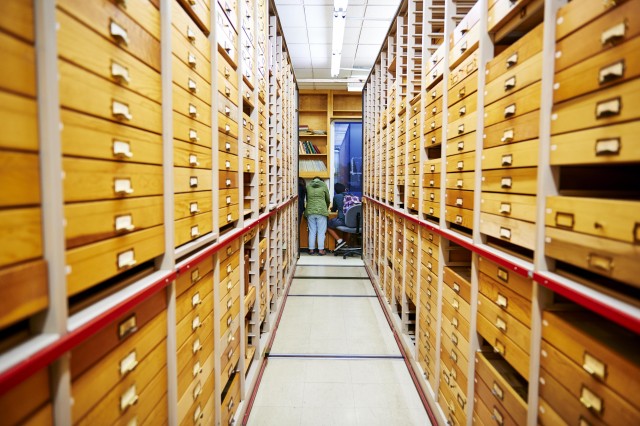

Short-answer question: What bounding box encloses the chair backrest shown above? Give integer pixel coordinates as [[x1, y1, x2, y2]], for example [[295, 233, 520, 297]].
[[344, 204, 362, 230]]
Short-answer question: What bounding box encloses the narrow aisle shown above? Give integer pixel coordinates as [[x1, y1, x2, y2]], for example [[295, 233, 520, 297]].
[[245, 255, 432, 426]]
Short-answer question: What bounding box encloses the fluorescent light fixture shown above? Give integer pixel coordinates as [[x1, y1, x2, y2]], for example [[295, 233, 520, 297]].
[[334, 0, 348, 11], [331, 11, 346, 53], [331, 52, 342, 77]]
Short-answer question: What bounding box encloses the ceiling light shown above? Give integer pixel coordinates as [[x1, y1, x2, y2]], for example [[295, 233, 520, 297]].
[[330, 5, 347, 78], [334, 0, 348, 12], [331, 52, 342, 77]]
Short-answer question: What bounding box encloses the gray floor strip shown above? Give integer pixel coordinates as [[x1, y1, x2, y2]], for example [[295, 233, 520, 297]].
[[287, 294, 377, 298], [265, 353, 404, 360]]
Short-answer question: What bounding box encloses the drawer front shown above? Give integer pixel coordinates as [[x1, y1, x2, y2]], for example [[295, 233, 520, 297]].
[[445, 172, 475, 191], [219, 205, 240, 225], [0, 260, 48, 328], [66, 225, 165, 296], [218, 152, 239, 172], [177, 344, 213, 406], [218, 75, 240, 106], [449, 22, 479, 69], [178, 0, 210, 33], [216, 10, 238, 66], [477, 312, 529, 378], [473, 376, 520, 426], [219, 132, 239, 155], [219, 297, 240, 336], [446, 151, 476, 173], [179, 372, 214, 425], [219, 188, 240, 208], [0, 367, 50, 426], [173, 83, 211, 126], [171, 28, 211, 83], [172, 0, 210, 60], [424, 111, 443, 134], [551, 78, 640, 135], [478, 272, 531, 327], [176, 291, 214, 349], [0, 0, 34, 42], [175, 212, 213, 246], [425, 98, 442, 119], [57, 10, 161, 104], [484, 80, 541, 127], [442, 296, 470, 339], [72, 311, 167, 422], [549, 120, 640, 166], [545, 226, 640, 286], [174, 191, 212, 221], [218, 95, 239, 121], [65, 197, 163, 249], [449, 90, 478, 122], [482, 139, 538, 170], [478, 291, 531, 354], [443, 266, 471, 302], [481, 191, 536, 223], [0, 91, 38, 152], [442, 283, 471, 322], [218, 0, 239, 31], [221, 374, 241, 426], [555, 0, 640, 72], [445, 206, 474, 229], [174, 140, 212, 169], [220, 327, 241, 384], [59, 61, 162, 134], [486, 23, 543, 84], [449, 51, 478, 91], [61, 110, 162, 165], [218, 52, 239, 87], [174, 167, 212, 193], [0, 207, 42, 269], [219, 281, 240, 318], [478, 257, 532, 302], [426, 58, 445, 86], [485, 52, 543, 106], [423, 188, 441, 204], [422, 201, 441, 218], [487, 0, 541, 36], [177, 315, 214, 374], [58, 0, 161, 71], [218, 112, 240, 138], [445, 189, 473, 209], [481, 167, 537, 195], [175, 254, 214, 297], [440, 322, 468, 375], [480, 212, 536, 250], [173, 111, 212, 147], [484, 111, 539, 150], [446, 132, 475, 157], [447, 70, 478, 107], [546, 196, 640, 244], [243, 157, 256, 173]]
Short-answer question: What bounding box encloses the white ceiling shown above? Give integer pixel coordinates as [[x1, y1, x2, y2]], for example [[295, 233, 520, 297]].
[[275, 0, 401, 90]]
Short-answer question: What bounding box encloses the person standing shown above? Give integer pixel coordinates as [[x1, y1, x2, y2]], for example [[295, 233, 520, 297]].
[[298, 177, 306, 223], [327, 182, 347, 250], [305, 177, 330, 255]]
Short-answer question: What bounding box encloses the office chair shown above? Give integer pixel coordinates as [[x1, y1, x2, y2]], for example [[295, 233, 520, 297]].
[[334, 204, 363, 259]]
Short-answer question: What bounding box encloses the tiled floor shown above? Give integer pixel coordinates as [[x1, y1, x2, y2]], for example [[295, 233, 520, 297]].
[[246, 254, 431, 426]]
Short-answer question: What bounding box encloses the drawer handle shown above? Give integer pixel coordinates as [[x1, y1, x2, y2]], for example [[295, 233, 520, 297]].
[[228, 347, 234, 360], [457, 394, 466, 409], [225, 106, 231, 116], [492, 382, 504, 400], [186, 26, 196, 41], [501, 129, 514, 143], [190, 202, 199, 214], [443, 371, 450, 385], [226, 179, 231, 187], [188, 53, 197, 67], [429, 179, 435, 186], [459, 106, 466, 116], [225, 142, 232, 151], [228, 364, 235, 378], [501, 154, 513, 166], [430, 193, 435, 201], [190, 154, 200, 167], [413, 131, 417, 138], [193, 381, 202, 400], [228, 332, 235, 343], [225, 160, 231, 169], [456, 179, 463, 188], [491, 406, 504, 426], [496, 293, 508, 308], [451, 332, 458, 346], [499, 227, 511, 240], [189, 0, 196, 5], [192, 338, 202, 353], [189, 129, 199, 142], [115, 214, 135, 232], [460, 41, 467, 53], [111, 62, 131, 84], [555, 211, 575, 229], [188, 78, 197, 93], [458, 86, 465, 98], [189, 104, 199, 118], [450, 349, 458, 363], [427, 274, 432, 284], [595, 97, 621, 118], [430, 164, 436, 172], [582, 352, 606, 380], [227, 264, 232, 274], [501, 177, 512, 189], [192, 291, 201, 307], [225, 124, 231, 132], [457, 161, 464, 170], [601, 21, 626, 45], [228, 398, 235, 413], [452, 298, 460, 310], [599, 60, 625, 84], [227, 315, 233, 327], [192, 315, 202, 330], [495, 316, 507, 332], [117, 249, 137, 270], [499, 203, 511, 214], [120, 384, 138, 411], [494, 339, 505, 356], [227, 298, 233, 310], [190, 176, 199, 188], [113, 140, 133, 159], [227, 281, 233, 291], [504, 76, 516, 91], [428, 247, 433, 256], [193, 361, 203, 377], [452, 317, 459, 329], [595, 137, 621, 156], [112, 101, 133, 121], [504, 104, 516, 118], [455, 215, 463, 224], [110, 20, 130, 45], [119, 351, 138, 376], [431, 89, 437, 99], [506, 52, 518, 68], [225, 86, 232, 97], [226, 196, 232, 205], [580, 386, 603, 414], [587, 252, 613, 272], [431, 136, 437, 144], [194, 404, 204, 422]]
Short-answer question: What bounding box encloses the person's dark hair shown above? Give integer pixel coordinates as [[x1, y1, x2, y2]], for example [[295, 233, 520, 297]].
[[334, 182, 346, 194], [299, 177, 306, 187], [313, 176, 321, 180]]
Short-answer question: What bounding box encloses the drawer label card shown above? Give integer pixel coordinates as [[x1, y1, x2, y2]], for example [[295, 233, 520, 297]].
[[113, 140, 133, 158], [580, 386, 603, 414], [120, 384, 138, 412], [501, 177, 512, 189], [501, 129, 514, 143], [188, 53, 197, 67], [188, 78, 197, 92], [587, 252, 613, 272], [555, 211, 575, 229], [501, 154, 513, 166], [115, 214, 134, 232], [189, 154, 199, 166], [226, 196, 232, 205], [112, 101, 133, 121], [192, 292, 201, 307], [118, 314, 137, 338], [189, 104, 198, 118], [189, 129, 199, 142], [192, 315, 201, 330], [111, 62, 131, 84], [599, 60, 625, 84], [499, 203, 511, 214], [595, 137, 621, 156], [193, 381, 202, 400], [117, 249, 136, 270], [225, 160, 231, 169], [190, 176, 199, 188], [494, 339, 505, 355], [601, 22, 626, 46], [110, 20, 130, 45], [495, 316, 507, 331], [595, 97, 621, 118], [190, 202, 199, 214], [506, 52, 518, 68], [492, 382, 504, 400], [504, 104, 516, 118], [119, 351, 138, 376], [499, 227, 512, 240], [193, 338, 202, 353], [504, 76, 516, 91], [582, 353, 606, 380], [193, 405, 203, 422], [227, 213, 233, 222], [191, 268, 200, 283], [496, 293, 508, 308], [114, 178, 134, 195], [492, 407, 504, 425]]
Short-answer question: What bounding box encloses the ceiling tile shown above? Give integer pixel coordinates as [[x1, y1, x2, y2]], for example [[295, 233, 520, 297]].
[[343, 26, 361, 43], [277, 5, 307, 27], [359, 27, 387, 45], [302, 0, 332, 4], [274, 0, 303, 5], [365, 5, 400, 19], [311, 54, 331, 68], [309, 43, 330, 57], [307, 27, 331, 44], [362, 19, 392, 28], [347, 5, 366, 17], [283, 27, 310, 43], [291, 56, 313, 67], [304, 5, 333, 27], [341, 43, 358, 58], [313, 68, 332, 78], [294, 68, 314, 78], [287, 43, 311, 58]]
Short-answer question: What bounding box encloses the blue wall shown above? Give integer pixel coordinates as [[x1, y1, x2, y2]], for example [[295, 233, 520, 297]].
[[335, 122, 362, 197]]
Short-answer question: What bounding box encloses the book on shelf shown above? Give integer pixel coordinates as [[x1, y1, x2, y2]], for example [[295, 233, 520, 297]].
[[299, 159, 328, 173], [298, 141, 321, 154]]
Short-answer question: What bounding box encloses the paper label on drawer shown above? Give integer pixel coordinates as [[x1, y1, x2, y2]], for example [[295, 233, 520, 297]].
[[492, 382, 504, 400], [506, 52, 518, 68], [190, 176, 198, 188], [227, 213, 233, 222], [127, 417, 137, 426], [115, 214, 134, 232], [501, 177, 512, 189], [188, 78, 197, 92], [580, 387, 603, 414], [192, 315, 201, 330], [501, 154, 513, 166], [504, 104, 516, 118], [192, 338, 202, 353], [113, 140, 132, 158], [190, 202, 199, 214], [582, 353, 606, 380], [601, 22, 626, 45], [114, 178, 133, 195], [501, 129, 514, 143], [496, 293, 508, 308], [596, 97, 621, 118], [112, 100, 132, 121], [189, 129, 199, 142], [191, 225, 199, 238], [193, 405, 203, 422], [499, 203, 511, 214], [189, 154, 199, 166], [120, 384, 138, 412], [192, 292, 201, 307], [595, 137, 621, 156], [117, 249, 136, 269], [499, 227, 512, 240], [599, 60, 624, 84], [495, 316, 507, 331], [456, 179, 463, 188], [492, 407, 504, 424], [119, 351, 138, 376], [111, 62, 131, 84]]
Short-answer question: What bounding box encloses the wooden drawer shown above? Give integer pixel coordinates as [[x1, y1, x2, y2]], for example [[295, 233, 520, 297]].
[[72, 311, 166, 422], [174, 140, 212, 170], [218, 152, 239, 172], [449, 51, 478, 92], [64, 196, 163, 249], [446, 171, 475, 191], [448, 70, 478, 108], [442, 295, 470, 340], [221, 374, 241, 426], [423, 173, 440, 188], [440, 345, 468, 395], [0, 259, 47, 329], [220, 246, 240, 276], [482, 139, 538, 170], [172, 83, 212, 126], [0, 367, 49, 426], [481, 167, 537, 195], [57, 10, 160, 104], [218, 0, 239, 32], [0, 30, 34, 97], [445, 206, 474, 228], [475, 351, 528, 426], [443, 266, 471, 302], [179, 372, 214, 426], [480, 213, 536, 250], [0, 0, 34, 42], [440, 320, 468, 375], [439, 368, 467, 426], [220, 297, 240, 337], [219, 132, 239, 156], [480, 192, 536, 223], [174, 191, 212, 222], [478, 290, 530, 354], [218, 77, 240, 109], [174, 167, 212, 193], [175, 254, 214, 297], [175, 212, 213, 246], [485, 52, 542, 107], [426, 57, 445, 86], [448, 90, 478, 123], [555, 0, 640, 72], [422, 201, 441, 218], [449, 22, 479, 70], [422, 240, 439, 263], [219, 204, 240, 226], [58, 0, 161, 71], [545, 226, 640, 286], [551, 78, 640, 135], [173, 111, 212, 147], [216, 9, 238, 67], [445, 189, 473, 209], [217, 95, 239, 123], [546, 196, 640, 244], [484, 80, 541, 127], [66, 225, 164, 296], [478, 271, 531, 327], [171, 26, 210, 83], [243, 157, 256, 173], [542, 309, 640, 408], [178, 0, 210, 34], [442, 281, 471, 323], [549, 120, 640, 166], [484, 110, 539, 150], [477, 312, 529, 378], [220, 188, 240, 209], [423, 111, 443, 134], [217, 52, 238, 86], [218, 112, 239, 138], [219, 281, 240, 320], [537, 398, 566, 426], [177, 339, 213, 399], [446, 151, 476, 173], [59, 62, 162, 134], [423, 188, 441, 204], [220, 327, 241, 387], [0, 90, 38, 152], [176, 290, 214, 349], [473, 378, 519, 426], [487, 0, 542, 38], [487, 23, 543, 84], [172, 0, 210, 60], [0, 206, 41, 270], [177, 312, 213, 371], [71, 290, 166, 378]]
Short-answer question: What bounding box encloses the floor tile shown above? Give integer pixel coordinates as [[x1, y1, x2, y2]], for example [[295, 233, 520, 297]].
[[302, 382, 355, 408], [300, 407, 358, 426], [295, 266, 369, 278], [288, 278, 375, 296], [247, 406, 302, 426], [296, 254, 364, 267]]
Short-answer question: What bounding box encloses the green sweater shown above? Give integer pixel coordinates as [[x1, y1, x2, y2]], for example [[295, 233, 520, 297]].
[[304, 178, 330, 217]]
